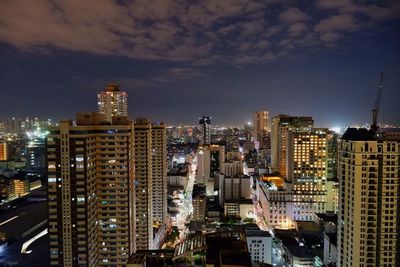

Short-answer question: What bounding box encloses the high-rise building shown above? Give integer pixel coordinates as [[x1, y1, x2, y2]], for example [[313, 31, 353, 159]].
[[198, 116, 211, 145], [151, 122, 167, 224], [337, 128, 400, 267], [192, 183, 207, 221], [327, 131, 339, 181], [253, 109, 269, 149], [97, 83, 128, 122], [0, 142, 8, 160], [271, 115, 313, 177], [286, 128, 329, 221], [26, 136, 46, 179], [197, 144, 225, 194], [133, 118, 153, 250], [47, 113, 135, 267], [218, 174, 251, 206], [244, 122, 253, 142]]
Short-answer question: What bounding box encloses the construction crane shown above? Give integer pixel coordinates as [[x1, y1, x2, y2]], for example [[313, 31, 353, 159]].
[[371, 72, 384, 132]]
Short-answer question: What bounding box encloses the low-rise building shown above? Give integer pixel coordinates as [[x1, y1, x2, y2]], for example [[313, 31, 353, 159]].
[[224, 199, 254, 220], [245, 224, 272, 265], [8, 179, 29, 198], [257, 176, 294, 229], [275, 229, 314, 267]]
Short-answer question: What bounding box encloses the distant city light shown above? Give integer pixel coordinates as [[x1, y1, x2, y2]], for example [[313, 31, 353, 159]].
[[330, 126, 342, 134]]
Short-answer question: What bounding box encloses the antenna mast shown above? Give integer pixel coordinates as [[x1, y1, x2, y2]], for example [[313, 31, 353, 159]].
[[371, 72, 383, 132]]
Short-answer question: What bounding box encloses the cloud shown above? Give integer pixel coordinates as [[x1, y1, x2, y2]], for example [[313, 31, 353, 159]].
[[316, 0, 400, 20], [279, 8, 309, 24], [314, 14, 361, 33], [287, 22, 308, 37], [315, 0, 361, 13], [320, 32, 342, 43], [156, 67, 205, 82], [0, 0, 398, 67]]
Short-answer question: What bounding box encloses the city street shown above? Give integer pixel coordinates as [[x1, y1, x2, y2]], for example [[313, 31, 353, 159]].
[[176, 154, 197, 241], [251, 191, 286, 267]]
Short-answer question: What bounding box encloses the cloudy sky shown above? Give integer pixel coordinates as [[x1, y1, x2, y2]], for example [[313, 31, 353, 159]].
[[0, 0, 399, 126]]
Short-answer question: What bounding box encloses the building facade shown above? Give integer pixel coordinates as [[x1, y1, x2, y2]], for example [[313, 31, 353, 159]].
[[192, 184, 207, 221], [286, 128, 329, 221], [337, 128, 400, 267], [133, 119, 153, 250], [0, 142, 8, 161], [253, 109, 269, 149], [97, 83, 128, 122], [47, 113, 135, 267], [151, 123, 167, 224], [246, 225, 272, 265], [270, 115, 313, 177], [218, 175, 251, 206]]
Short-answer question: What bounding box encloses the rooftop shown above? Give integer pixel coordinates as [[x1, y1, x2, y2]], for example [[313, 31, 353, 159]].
[[126, 250, 175, 266], [105, 83, 120, 92], [192, 184, 206, 198], [341, 128, 376, 141], [206, 234, 252, 267], [315, 213, 338, 225]]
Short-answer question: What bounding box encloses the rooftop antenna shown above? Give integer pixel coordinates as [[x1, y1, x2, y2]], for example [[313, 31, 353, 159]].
[[371, 72, 383, 132]]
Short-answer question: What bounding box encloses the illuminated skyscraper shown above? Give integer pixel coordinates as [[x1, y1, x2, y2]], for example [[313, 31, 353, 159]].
[[47, 113, 135, 267], [253, 109, 269, 149], [286, 128, 329, 220], [97, 83, 128, 122], [0, 142, 8, 160], [337, 128, 400, 267], [271, 115, 313, 177], [199, 115, 211, 145]]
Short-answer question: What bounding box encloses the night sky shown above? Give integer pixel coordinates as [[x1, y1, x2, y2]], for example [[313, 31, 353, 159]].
[[0, 0, 399, 126]]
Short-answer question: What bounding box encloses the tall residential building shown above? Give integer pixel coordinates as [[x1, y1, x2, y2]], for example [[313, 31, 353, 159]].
[[97, 83, 128, 122], [337, 128, 400, 267], [286, 128, 329, 221], [270, 115, 313, 177], [253, 109, 269, 149], [151, 122, 167, 224], [47, 113, 135, 267], [133, 118, 153, 250]]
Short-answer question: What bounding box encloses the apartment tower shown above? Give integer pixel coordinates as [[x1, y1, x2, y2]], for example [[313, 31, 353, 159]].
[[47, 113, 135, 267], [133, 118, 153, 250], [97, 83, 128, 122], [337, 128, 400, 267], [151, 122, 168, 224]]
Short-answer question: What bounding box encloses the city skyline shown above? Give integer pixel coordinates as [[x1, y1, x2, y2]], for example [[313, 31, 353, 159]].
[[0, 1, 400, 126]]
